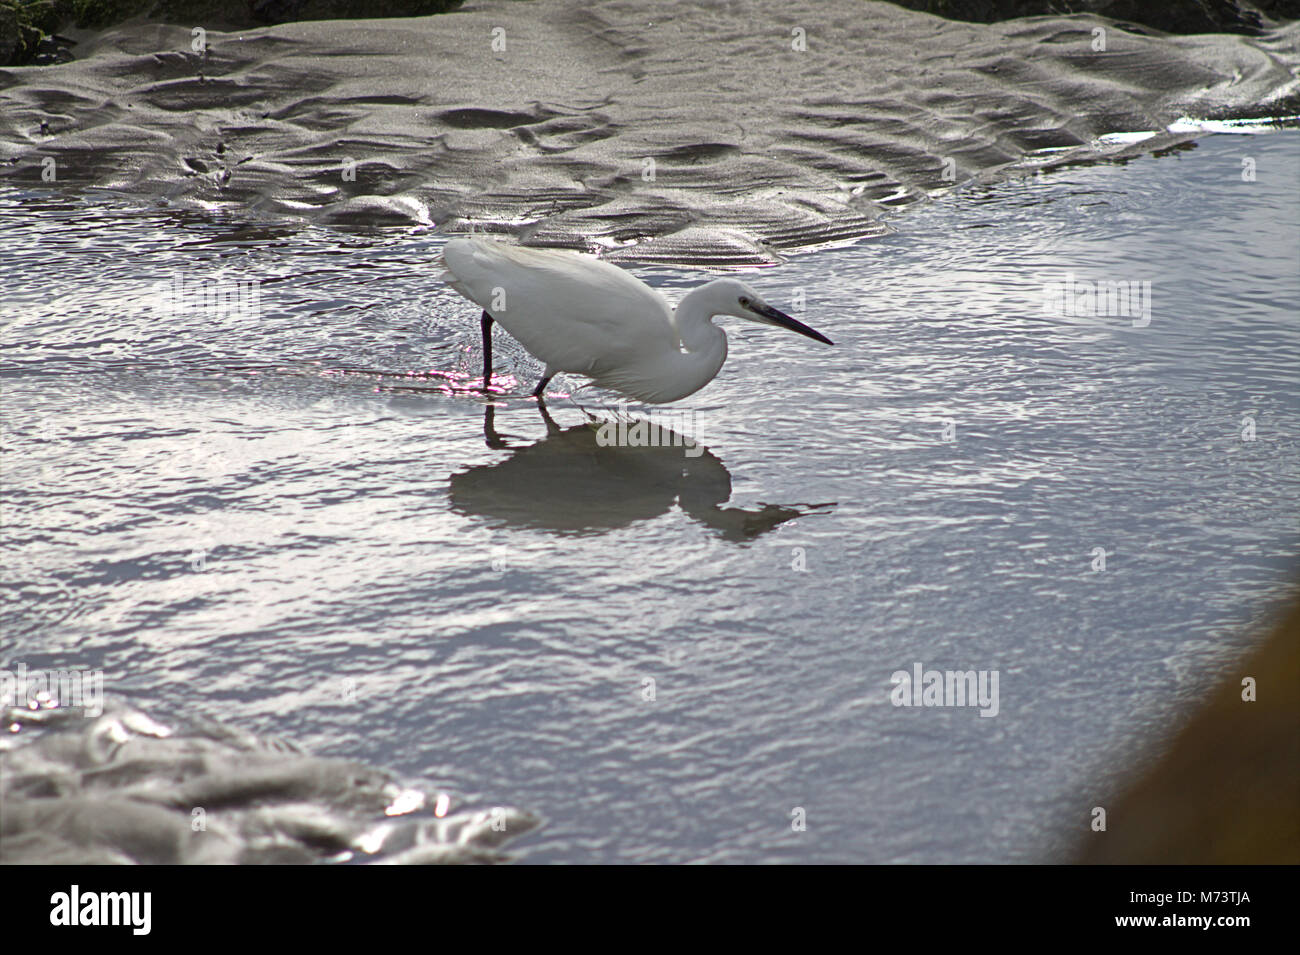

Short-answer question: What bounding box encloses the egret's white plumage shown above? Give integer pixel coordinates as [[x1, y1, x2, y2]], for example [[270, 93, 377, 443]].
[[440, 237, 832, 403]]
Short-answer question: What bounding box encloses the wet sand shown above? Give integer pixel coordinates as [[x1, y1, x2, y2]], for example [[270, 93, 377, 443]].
[[1, 0, 1297, 264]]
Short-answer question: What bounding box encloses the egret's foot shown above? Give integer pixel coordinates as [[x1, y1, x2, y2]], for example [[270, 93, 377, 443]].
[[531, 374, 554, 398]]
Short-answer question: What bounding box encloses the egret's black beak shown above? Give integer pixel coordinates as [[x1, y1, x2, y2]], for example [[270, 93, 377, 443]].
[[751, 302, 834, 346]]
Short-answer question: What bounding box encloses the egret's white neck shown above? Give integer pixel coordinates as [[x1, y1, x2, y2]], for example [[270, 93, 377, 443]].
[[668, 285, 729, 395], [675, 286, 731, 351]]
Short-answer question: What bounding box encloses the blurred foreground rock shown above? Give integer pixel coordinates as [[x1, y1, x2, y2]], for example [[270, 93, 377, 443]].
[[1076, 592, 1300, 863]]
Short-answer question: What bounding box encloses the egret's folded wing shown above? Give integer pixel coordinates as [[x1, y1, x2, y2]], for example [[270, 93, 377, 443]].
[[440, 238, 676, 372]]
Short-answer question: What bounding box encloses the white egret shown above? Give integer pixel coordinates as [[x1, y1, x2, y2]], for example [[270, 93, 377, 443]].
[[440, 237, 832, 403]]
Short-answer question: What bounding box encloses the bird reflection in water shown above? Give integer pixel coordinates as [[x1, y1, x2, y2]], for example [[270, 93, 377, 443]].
[[448, 404, 832, 542]]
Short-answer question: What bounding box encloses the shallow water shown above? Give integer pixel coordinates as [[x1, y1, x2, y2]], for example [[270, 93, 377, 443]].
[[2, 131, 1298, 863]]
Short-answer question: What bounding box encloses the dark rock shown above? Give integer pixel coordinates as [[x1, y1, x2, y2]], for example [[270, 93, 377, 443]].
[[0, 1, 466, 66], [250, 1, 462, 26], [889, 1, 1297, 36], [30, 30, 71, 62]]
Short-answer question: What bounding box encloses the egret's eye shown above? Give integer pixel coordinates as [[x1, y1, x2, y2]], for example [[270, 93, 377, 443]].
[[739, 296, 750, 307]]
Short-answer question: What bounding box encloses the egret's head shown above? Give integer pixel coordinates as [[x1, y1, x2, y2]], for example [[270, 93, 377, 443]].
[[705, 278, 833, 346]]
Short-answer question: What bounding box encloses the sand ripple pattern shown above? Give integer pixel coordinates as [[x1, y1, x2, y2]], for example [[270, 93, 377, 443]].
[[0, 0, 1297, 263]]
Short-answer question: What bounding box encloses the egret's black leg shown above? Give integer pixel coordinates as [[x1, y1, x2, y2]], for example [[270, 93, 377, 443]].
[[480, 310, 494, 392], [531, 374, 554, 398]]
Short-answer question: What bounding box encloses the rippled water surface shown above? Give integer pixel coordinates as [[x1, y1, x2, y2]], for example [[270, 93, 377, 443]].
[[2, 132, 1298, 863]]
